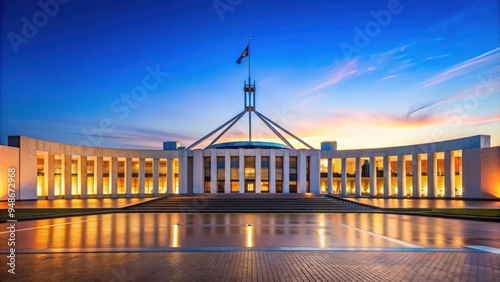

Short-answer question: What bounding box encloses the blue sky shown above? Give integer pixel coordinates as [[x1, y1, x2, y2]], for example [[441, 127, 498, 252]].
[[1, 0, 499, 149]]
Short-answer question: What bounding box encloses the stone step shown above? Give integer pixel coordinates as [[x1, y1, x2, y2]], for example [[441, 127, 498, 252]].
[[125, 194, 368, 212]]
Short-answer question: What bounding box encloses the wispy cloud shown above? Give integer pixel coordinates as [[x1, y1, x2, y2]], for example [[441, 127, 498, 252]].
[[68, 125, 196, 149], [309, 109, 442, 130], [462, 114, 500, 125], [389, 59, 415, 73], [371, 113, 442, 128], [323, 110, 499, 131], [423, 53, 454, 61], [301, 44, 413, 96], [410, 76, 500, 115], [367, 44, 413, 66], [376, 112, 500, 128], [380, 74, 398, 81], [419, 47, 500, 88], [300, 59, 360, 96]]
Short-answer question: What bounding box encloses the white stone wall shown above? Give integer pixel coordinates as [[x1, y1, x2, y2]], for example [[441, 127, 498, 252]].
[[321, 135, 492, 199], [0, 145, 20, 200], [481, 147, 500, 198], [462, 148, 482, 198], [1, 135, 496, 200]]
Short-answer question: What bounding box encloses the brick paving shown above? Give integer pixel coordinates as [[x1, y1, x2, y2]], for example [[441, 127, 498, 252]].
[[2, 251, 499, 281]]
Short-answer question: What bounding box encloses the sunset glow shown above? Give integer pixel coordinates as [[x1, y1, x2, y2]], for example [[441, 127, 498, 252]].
[[1, 0, 498, 149]]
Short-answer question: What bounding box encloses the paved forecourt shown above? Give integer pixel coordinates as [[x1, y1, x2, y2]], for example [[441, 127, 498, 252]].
[[1, 211, 499, 281], [2, 251, 500, 281]]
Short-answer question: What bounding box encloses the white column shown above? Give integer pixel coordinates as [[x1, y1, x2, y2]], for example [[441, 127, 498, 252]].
[[341, 158, 347, 196], [355, 158, 362, 197], [309, 150, 320, 194], [239, 149, 245, 193], [383, 156, 390, 198], [427, 153, 437, 198], [193, 150, 203, 194], [397, 155, 406, 198], [179, 150, 188, 194], [269, 151, 276, 193], [110, 157, 118, 198], [224, 151, 231, 193], [45, 152, 55, 200], [327, 158, 333, 194], [412, 154, 421, 197], [78, 155, 87, 199], [167, 158, 174, 194], [95, 156, 103, 199], [138, 158, 145, 197], [153, 158, 159, 196], [369, 156, 377, 196], [297, 150, 307, 193], [255, 153, 262, 193], [125, 158, 132, 197], [63, 154, 72, 199], [283, 150, 290, 193], [210, 150, 217, 193], [444, 151, 456, 198]]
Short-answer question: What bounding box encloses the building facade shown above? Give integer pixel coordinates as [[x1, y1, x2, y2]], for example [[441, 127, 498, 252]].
[[0, 135, 499, 201]]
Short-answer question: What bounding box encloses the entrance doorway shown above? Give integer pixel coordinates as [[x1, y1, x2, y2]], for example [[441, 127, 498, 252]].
[[245, 182, 255, 193]]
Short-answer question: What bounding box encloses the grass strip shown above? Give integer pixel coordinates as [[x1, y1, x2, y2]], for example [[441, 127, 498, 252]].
[[424, 209, 500, 217], [0, 208, 112, 220]]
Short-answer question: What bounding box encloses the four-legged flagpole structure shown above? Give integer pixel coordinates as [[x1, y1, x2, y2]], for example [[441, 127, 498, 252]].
[[187, 37, 314, 150]]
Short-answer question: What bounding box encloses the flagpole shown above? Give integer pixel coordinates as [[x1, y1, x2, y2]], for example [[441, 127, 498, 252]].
[[248, 36, 251, 84], [248, 36, 252, 142]]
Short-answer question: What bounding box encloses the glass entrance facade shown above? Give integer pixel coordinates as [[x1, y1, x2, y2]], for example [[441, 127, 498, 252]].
[[245, 156, 256, 193], [261, 156, 269, 193]]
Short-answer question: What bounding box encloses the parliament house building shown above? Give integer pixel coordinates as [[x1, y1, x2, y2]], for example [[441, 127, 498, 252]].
[[1, 46, 499, 201], [1, 134, 499, 201]]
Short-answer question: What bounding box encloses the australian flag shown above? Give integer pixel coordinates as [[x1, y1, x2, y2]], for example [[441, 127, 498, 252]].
[[236, 45, 249, 64]]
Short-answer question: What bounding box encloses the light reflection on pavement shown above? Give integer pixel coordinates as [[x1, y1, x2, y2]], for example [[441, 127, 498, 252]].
[[349, 198, 500, 209], [0, 213, 498, 252], [0, 198, 149, 209]]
